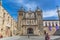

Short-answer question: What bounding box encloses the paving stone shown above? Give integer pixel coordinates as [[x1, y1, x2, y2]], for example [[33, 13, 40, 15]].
[[0, 36, 60, 40]]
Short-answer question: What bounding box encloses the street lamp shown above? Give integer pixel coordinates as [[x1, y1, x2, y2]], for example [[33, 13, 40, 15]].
[[57, 6, 60, 28]]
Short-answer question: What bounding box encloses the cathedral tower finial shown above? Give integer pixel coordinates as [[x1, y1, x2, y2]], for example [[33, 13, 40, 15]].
[[57, 6, 60, 16], [21, 6, 24, 11], [57, 6, 59, 10], [29, 8, 31, 13], [29, 8, 31, 11], [19, 6, 24, 12], [36, 6, 40, 11], [37, 6, 39, 10], [57, 6, 60, 22], [36, 6, 42, 12]]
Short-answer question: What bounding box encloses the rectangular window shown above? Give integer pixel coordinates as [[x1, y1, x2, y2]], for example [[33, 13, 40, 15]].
[[2, 20, 4, 24], [2, 13, 5, 25], [8, 16, 9, 21], [3, 13, 5, 17]]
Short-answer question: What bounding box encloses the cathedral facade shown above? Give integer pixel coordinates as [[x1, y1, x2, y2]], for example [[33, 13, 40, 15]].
[[18, 8, 43, 36], [18, 7, 59, 36]]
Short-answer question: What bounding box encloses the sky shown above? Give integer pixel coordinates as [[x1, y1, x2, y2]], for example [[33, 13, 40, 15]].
[[2, 0, 60, 21]]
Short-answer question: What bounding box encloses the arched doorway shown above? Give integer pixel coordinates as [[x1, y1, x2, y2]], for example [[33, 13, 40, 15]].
[[27, 28, 33, 34]]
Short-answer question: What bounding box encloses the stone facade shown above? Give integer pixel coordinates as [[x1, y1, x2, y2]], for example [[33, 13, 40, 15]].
[[0, 2, 17, 37], [18, 7, 60, 36], [18, 7, 44, 36], [0, 1, 60, 37]]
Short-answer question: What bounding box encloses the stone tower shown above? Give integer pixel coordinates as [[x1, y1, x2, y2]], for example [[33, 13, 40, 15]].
[[35, 7, 43, 35], [18, 7, 43, 36], [17, 7, 24, 35]]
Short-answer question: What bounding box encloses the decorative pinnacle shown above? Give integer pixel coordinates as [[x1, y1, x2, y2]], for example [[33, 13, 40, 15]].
[[56, 6, 60, 13], [36, 6, 41, 11], [19, 6, 24, 11], [29, 8, 31, 11], [21, 6, 23, 10], [57, 6, 59, 10], [37, 6, 39, 10]]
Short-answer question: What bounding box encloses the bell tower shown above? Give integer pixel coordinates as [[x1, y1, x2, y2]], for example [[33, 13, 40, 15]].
[[17, 7, 24, 35], [35, 7, 43, 35]]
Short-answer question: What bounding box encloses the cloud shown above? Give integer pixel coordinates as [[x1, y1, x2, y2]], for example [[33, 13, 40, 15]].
[[3, 0, 60, 20], [16, 0, 24, 4], [24, 3, 37, 11], [43, 9, 58, 17], [13, 0, 25, 5], [15, 0, 37, 11]]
